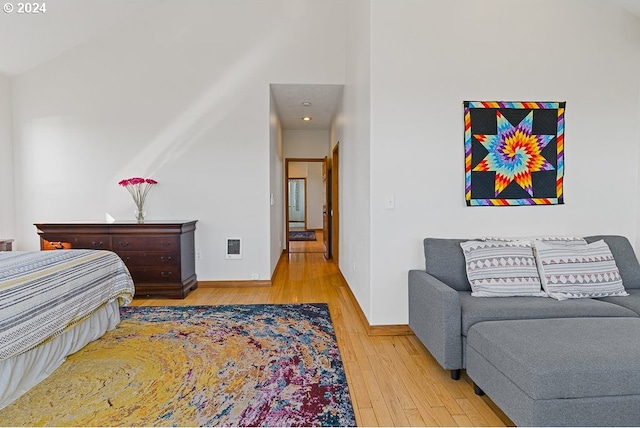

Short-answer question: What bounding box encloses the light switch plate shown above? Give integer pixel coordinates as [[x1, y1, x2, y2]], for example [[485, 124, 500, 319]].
[[384, 195, 395, 209]]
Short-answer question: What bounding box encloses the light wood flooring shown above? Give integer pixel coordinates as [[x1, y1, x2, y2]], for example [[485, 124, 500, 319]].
[[289, 229, 325, 253], [132, 250, 512, 427]]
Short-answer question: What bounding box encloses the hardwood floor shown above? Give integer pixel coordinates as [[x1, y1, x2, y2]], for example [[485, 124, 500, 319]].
[[132, 252, 511, 427], [288, 229, 325, 253]]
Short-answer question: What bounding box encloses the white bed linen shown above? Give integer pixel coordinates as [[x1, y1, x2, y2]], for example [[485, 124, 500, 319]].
[[0, 299, 121, 409], [0, 250, 134, 360]]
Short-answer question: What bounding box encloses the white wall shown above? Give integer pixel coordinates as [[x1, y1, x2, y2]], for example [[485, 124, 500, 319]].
[[367, 0, 640, 325], [306, 162, 323, 229], [11, 0, 346, 282], [269, 87, 284, 274], [7, 0, 640, 327], [282, 130, 330, 158], [338, 0, 372, 319], [0, 74, 14, 241]]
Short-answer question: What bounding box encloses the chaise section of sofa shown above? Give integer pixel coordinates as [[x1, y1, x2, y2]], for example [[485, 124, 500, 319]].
[[408, 235, 640, 379]]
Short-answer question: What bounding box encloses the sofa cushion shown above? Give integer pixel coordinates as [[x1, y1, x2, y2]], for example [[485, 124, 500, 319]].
[[598, 288, 640, 316], [459, 291, 638, 336], [585, 235, 640, 289], [467, 318, 640, 399], [460, 240, 546, 297], [423, 238, 471, 291], [534, 239, 628, 300]]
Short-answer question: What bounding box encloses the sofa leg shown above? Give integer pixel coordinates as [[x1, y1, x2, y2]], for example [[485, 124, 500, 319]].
[[473, 383, 485, 396], [450, 369, 461, 380]]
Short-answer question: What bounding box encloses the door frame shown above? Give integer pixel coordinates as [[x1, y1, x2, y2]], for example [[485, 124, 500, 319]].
[[284, 158, 326, 252], [287, 177, 308, 230], [331, 143, 339, 264]]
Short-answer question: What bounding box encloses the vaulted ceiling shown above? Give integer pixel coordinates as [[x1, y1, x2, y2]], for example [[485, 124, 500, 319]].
[[1, 1, 638, 131]]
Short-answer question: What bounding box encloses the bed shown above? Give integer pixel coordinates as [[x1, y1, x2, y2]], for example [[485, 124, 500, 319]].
[[0, 249, 135, 409]]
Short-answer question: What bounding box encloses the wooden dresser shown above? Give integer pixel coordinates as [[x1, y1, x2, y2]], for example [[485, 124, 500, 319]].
[[35, 221, 197, 298], [0, 239, 13, 251]]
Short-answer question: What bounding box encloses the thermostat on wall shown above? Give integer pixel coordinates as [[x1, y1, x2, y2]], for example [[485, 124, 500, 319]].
[[226, 238, 242, 259]]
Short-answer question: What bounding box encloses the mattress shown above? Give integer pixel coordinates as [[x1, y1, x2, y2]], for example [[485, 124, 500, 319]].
[[0, 250, 135, 360], [0, 249, 135, 409], [0, 300, 121, 409]]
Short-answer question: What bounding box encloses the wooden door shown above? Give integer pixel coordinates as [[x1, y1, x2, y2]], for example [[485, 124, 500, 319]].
[[331, 144, 339, 264], [323, 157, 332, 259]]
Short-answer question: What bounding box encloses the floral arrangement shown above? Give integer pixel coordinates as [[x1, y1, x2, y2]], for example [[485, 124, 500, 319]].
[[118, 177, 157, 222]]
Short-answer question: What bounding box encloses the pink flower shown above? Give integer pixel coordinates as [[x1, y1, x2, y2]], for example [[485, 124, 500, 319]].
[[118, 177, 158, 216]]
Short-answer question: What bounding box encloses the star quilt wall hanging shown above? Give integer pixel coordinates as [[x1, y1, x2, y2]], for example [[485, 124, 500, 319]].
[[464, 101, 565, 206]]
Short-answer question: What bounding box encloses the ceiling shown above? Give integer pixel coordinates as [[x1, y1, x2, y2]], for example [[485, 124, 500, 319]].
[[613, 0, 640, 18], [0, 0, 162, 77], [271, 84, 344, 131], [0, 0, 638, 130]]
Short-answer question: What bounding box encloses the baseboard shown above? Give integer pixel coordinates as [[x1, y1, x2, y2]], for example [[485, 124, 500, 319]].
[[198, 252, 287, 289], [271, 250, 287, 280], [368, 324, 414, 336], [198, 280, 271, 288], [336, 270, 413, 336]]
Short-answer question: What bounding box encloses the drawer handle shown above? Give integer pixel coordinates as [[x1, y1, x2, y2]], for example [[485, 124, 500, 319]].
[[92, 241, 104, 247], [51, 241, 65, 250], [160, 256, 173, 262], [118, 241, 130, 247], [160, 271, 172, 278], [160, 241, 172, 247]]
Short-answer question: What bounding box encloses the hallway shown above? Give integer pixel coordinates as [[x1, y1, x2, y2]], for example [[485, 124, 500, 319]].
[[288, 230, 325, 253]]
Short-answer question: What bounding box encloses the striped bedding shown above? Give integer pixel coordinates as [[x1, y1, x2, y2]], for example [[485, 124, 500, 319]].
[[0, 250, 135, 361]]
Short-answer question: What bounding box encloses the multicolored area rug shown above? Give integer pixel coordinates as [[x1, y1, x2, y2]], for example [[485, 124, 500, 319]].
[[289, 230, 317, 241], [0, 304, 356, 427]]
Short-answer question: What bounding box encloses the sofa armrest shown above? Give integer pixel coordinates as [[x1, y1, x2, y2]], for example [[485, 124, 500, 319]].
[[408, 269, 462, 370]]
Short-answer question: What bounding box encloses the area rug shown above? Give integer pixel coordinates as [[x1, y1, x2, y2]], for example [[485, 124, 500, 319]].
[[0, 303, 356, 427], [289, 230, 317, 241]]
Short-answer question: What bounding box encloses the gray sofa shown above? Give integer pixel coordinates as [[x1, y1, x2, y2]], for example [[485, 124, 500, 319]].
[[408, 235, 640, 426]]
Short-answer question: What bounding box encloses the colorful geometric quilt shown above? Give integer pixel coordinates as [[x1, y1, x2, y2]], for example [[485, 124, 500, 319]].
[[464, 101, 565, 206]]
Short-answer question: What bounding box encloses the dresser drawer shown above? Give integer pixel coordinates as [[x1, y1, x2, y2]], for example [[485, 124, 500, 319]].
[[112, 236, 178, 251], [68, 235, 111, 249], [35, 221, 197, 298], [116, 251, 179, 266], [41, 240, 72, 250], [128, 266, 180, 283]]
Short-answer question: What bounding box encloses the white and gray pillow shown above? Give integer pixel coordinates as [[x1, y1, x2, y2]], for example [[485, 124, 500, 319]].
[[533, 239, 628, 300], [481, 236, 588, 246], [460, 240, 547, 297]]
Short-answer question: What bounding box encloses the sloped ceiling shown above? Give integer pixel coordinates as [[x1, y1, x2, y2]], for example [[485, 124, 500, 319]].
[[614, 0, 640, 19], [1, 0, 639, 78], [0, 1, 637, 130], [0, 0, 161, 76]]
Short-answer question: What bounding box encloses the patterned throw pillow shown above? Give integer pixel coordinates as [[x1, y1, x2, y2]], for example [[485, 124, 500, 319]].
[[481, 236, 588, 246], [460, 240, 546, 297], [533, 239, 628, 300]]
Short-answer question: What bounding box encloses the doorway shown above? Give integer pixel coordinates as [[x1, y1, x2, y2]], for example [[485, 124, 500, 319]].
[[288, 178, 306, 230], [285, 158, 327, 254]]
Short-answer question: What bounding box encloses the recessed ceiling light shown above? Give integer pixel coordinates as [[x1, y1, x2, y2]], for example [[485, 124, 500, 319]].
[[301, 116, 312, 121], [302, 102, 312, 107]]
